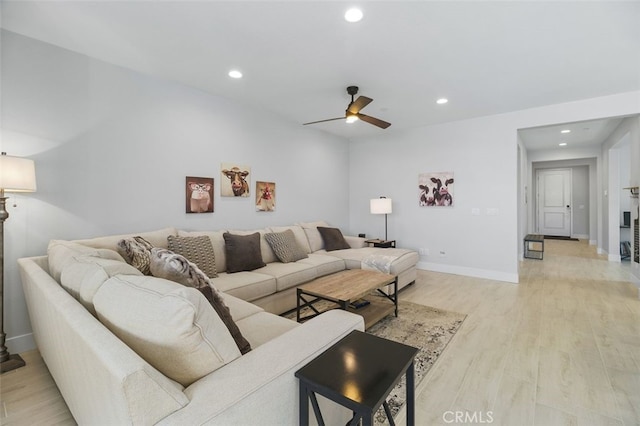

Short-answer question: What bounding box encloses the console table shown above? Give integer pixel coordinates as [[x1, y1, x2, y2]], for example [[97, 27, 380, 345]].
[[295, 330, 419, 426]]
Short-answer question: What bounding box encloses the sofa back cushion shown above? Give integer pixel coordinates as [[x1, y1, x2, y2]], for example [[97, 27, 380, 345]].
[[48, 240, 125, 283], [93, 275, 241, 387], [73, 227, 178, 252], [297, 221, 329, 252], [60, 257, 142, 316]]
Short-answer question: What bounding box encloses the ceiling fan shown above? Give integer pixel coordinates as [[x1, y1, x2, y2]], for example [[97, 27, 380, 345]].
[[303, 86, 391, 129]]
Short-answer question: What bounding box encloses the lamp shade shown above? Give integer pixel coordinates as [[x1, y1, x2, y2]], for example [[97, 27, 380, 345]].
[[0, 153, 37, 193], [370, 197, 392, 215]]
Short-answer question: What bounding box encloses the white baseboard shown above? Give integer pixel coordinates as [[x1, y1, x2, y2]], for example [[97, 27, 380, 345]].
[[417, 261, 519, 284], [7, 332, 36, 354], [573, 234, 589, 240], [608, 253, 621, 262], [589, 239, 596, 246]]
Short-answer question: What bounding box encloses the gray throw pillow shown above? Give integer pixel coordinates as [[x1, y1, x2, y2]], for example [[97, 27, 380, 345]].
[[149, 248, 251, 354], [264, 230, 308, 263], [223, 232, 266, 273], [317, 227, 350, 251], [167, 235, 218, 278], [116, 236, 154, 275]]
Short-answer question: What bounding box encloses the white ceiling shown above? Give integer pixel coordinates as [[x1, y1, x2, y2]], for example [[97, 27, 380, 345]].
[[518, 117, 626, 151], [2, 1, 640, 143]]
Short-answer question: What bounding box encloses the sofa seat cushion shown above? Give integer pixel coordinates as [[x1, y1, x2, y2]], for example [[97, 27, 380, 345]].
[[60, 257, 142, 316], [73, 227, 178, 252], [323, 248, 419, 276], [212, 272, 276, 302], [257, 262, 317, 292], [93, 275, 241, 387], [236, 312, 299, 348], [297, 253, 346, 277], [48, 240, 125, 283], [223, 293, 264, 322]]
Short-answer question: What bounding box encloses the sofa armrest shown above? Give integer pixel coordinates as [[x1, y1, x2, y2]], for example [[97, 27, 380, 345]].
[[344, 235, 367, 249], [157, 310, 364, 425]]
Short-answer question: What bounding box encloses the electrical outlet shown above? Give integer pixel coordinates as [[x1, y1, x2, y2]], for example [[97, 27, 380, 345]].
[[419, 248, 429, 256]]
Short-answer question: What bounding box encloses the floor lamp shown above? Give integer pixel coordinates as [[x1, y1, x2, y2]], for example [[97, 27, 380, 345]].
[[1, 152, 37, 373], [370, 197, 392, 241]]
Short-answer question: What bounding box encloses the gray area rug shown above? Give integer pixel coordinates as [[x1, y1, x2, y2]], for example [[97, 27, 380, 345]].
[[367, 301, 465, 425], [286, 299, 466, 425]]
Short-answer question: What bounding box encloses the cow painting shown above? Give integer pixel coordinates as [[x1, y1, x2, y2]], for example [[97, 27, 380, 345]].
[[418, 172, 454, 207], [221, 163, 251, 197]]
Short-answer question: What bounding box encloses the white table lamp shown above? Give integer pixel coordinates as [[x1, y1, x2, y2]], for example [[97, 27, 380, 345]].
[[370, 197, 392, 240]]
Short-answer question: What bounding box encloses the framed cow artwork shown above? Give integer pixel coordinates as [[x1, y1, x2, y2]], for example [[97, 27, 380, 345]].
[[221, 163, 251, 197], [419, 172, 454, 207], [255, 181, 276, 212], [186, 177, 214, 213]]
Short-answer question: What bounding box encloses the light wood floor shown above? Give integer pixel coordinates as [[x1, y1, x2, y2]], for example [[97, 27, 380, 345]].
[[1, 240, 638, 425]]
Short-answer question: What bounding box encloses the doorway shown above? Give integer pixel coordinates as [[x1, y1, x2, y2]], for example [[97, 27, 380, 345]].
[[537, 168, 572, 236]]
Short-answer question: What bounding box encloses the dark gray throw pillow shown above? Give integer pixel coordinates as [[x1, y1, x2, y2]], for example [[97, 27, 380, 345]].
[[317, 227, 350, 251], [264, 230, 308, 263], [223, 232, 266, 273]]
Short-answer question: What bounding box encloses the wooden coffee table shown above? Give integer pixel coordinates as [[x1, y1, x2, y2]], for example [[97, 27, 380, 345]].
[[296, 269, 398, 329]]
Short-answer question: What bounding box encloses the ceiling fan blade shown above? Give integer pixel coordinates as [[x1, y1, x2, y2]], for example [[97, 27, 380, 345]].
[[303, 117, 345, 125], [357, 113, 391, 129], [347, 96, 373, 114]]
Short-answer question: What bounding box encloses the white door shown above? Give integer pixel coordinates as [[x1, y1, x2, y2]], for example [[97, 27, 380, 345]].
[[537, 169, 572, 237]]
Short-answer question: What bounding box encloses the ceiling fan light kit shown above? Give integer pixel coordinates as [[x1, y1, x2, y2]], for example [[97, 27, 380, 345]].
[[303, 86, 391, 129]]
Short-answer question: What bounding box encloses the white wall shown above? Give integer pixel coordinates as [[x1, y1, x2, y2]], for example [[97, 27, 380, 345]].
[[601, 116, 640, 280], [1, 31, 351, 352], [349, 93, 640, 284]]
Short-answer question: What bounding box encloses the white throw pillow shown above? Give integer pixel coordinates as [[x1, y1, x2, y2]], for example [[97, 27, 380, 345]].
[[93, 275, 241, 387]]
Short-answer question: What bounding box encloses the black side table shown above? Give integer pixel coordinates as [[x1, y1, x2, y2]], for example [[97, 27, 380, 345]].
[[365, 239, 396, 248], [295, 330, 419, 426]]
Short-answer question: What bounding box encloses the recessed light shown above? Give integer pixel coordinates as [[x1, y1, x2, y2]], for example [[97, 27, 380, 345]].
[[559, 142, 567, 146], [436, 98, 448, 105], [228, 70, 243, 79], [561, 129, 571, 134], [344, 8, 363, 23]]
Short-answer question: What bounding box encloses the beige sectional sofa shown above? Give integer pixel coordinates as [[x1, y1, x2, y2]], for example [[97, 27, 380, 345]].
[[17, 221, 418, 425]]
